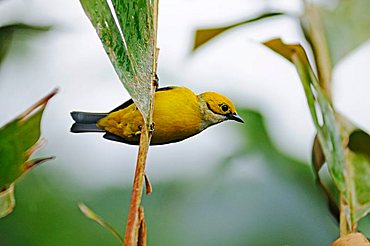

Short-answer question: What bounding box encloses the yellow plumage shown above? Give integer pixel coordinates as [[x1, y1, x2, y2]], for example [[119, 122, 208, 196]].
[[71, 86, 243, 145]]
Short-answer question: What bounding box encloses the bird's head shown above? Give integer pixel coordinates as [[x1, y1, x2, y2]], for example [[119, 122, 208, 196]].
[[198, 92, 244, 127]]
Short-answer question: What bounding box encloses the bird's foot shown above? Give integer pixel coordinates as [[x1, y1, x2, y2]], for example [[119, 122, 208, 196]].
[[153, 73, 159, 90], [149, 122, 155, 133]]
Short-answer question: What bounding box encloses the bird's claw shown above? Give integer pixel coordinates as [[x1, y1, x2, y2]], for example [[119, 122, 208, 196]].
[[149, 122, 155, 133], [153, 73, 159, 90]]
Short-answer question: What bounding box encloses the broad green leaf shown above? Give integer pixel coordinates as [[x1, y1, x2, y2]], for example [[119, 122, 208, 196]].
[[0, 89, 57, 218], [0, 23, 51, 65], [263, 38, 346, 190], [348, 152, 370, 222], [192, 12, 284, 51], [263, 38, 347, 208], [264, 38, 370, 225], [302, 0, 370, 67], [319, 0, 370, 66], [80, 0, 158, 126], [111, 0, 156, 99], [337, 116, 370, 223], [79, 202, 123, 243]]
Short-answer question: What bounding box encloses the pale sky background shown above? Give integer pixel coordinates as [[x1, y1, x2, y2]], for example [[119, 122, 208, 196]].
[[0, 0, 369, 187]]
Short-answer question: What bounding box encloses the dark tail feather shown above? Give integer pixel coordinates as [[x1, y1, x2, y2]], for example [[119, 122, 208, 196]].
[[71, 123, 104, 133], [70, 111, 107, 133], [70, 111, 107, 124]]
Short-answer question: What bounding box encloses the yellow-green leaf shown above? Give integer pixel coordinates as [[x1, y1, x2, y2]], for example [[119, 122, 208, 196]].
[[79, 202, 123, 243], [193, 12, 284, 51]]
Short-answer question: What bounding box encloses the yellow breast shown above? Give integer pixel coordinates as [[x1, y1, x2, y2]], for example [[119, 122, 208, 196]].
[[97, 87, 203, 145]]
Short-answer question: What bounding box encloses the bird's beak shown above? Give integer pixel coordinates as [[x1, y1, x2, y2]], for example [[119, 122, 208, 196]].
[[227, 113, 244, 123]]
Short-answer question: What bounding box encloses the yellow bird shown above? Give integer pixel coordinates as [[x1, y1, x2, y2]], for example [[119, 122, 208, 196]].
[[71, 86, 244, 145]]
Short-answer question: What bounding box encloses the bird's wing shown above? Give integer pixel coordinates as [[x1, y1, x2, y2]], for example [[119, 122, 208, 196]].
[[109, 86, 179, 113], [156, 86, 179, 92], [109, 99, 134, 113]]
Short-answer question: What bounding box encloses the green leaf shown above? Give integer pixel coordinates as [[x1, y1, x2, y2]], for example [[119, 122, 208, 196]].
[[79, 0, 158, 126], [0, 23, 51, 64], [264, 38, 370, 225], [320, 0, 370, 66], [303, 0, 370, 67], [79, 202, 123, 243], [349, 151, 370, 222], [337, 116, 370, 223], [263, 38, 347, 208], [0, 89, 57, 218], [0, 184, 15, 218], [348, 129, 370, 222], [192, 12, 284, 51]]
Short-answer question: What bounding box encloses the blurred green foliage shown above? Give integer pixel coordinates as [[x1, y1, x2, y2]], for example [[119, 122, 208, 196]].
[[0, 24, 50, 65], [0, 95, 53, 189], [264, 39, 370, 229], [0, 109, 339, 245], [193, 0, 370, 237], [314, 0, 370, 66], [0, 22, 54, 218]]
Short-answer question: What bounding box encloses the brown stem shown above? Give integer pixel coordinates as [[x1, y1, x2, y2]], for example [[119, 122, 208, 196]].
[[123, 1, 159, 244], [339, 194, 350, 236], [123, 128, 152, 246], [137, 207, 147, 246]]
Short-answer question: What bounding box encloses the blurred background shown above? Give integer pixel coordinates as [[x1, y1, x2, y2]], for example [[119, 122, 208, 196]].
[[0, 0, 369, 245]]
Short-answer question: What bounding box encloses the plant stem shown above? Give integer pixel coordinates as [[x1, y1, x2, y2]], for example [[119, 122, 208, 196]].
[[339, 194, 349, 236], [123, 1, 159, 244], [123, 127, 152, 246], [137, 207, 147, 246]]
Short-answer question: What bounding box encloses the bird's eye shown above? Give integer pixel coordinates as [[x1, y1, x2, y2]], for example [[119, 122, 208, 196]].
[[221, 104, 229, 112]]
